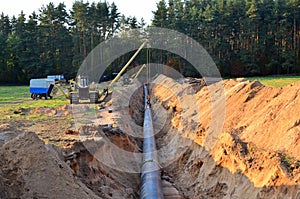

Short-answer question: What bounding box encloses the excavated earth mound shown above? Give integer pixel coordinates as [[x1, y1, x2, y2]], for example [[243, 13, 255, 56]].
[[0, 129, 99, 199], [152, 75, 300, 198], [0, 125, 140, 199]]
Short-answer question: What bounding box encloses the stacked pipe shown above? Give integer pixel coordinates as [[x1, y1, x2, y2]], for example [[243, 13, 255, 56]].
[[140, 84, 164, 199]]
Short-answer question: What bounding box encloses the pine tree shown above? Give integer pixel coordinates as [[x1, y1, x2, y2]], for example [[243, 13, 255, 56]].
[[0, 13, 11, 83], [70, 1, 90, 59], [109, 2, 120, 37], [152, 0, 168, 27], [39, 3, 72, 76]]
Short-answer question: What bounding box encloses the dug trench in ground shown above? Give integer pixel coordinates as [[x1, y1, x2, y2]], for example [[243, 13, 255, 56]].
[[1, 75, 300, 198], [45, 83, 147, 198], [112, 81, 184, 198], [0, 80, 178, 199], [38, 81, 184, 198]]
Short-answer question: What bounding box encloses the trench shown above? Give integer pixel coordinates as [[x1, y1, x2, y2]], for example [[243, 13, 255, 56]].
[[60, 84, 187, 199], [61, 85, 144, 198], [60, 83, 242, 199], [59, 81, 300, 199], [1, 77, 300, 198]]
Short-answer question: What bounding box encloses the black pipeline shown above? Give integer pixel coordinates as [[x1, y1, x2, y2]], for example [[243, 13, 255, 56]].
[[140, 84, 164, 199]]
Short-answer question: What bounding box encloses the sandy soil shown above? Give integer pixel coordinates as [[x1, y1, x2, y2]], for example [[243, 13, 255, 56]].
[[152, 75, 300, 198]]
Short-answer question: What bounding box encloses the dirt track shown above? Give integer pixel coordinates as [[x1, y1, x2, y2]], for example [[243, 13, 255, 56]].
[[0, 75, 300, 198]]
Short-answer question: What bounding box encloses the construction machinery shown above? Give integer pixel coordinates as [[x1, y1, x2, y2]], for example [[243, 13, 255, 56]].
[[103, 41, 146, 92], [30, 78, 55, 100], [30, 74, 67, 100], [47, 75, 66, 82], [132, 64, 146, 80], [54, 41, 147, 104], [68, 75, 100, 104]]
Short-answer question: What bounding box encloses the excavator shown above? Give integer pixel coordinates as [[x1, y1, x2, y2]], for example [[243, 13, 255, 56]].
[[54, 41, 147, 104]]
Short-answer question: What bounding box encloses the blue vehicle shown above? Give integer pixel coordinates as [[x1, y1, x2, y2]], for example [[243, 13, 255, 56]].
[[47, 75, 66, 81], [30, 78, 55, 100]]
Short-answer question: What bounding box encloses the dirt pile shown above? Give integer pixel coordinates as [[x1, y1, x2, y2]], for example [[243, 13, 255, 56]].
[[217, 79, 300, 158], [0, 130, 99, 199], [152, 75, 300, 198], [29, 104, 72, 117], [0, 124, 22, 146], [0, 124, 141, 198]]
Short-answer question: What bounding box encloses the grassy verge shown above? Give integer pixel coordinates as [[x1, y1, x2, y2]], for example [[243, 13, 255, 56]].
[[247, 76, 300, 87]]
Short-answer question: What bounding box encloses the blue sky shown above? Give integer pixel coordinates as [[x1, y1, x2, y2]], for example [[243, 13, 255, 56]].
[[0, 0, 159, 25]]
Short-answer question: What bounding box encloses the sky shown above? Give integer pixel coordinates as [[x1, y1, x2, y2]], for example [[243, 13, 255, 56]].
[[0, 0, 159, 25]]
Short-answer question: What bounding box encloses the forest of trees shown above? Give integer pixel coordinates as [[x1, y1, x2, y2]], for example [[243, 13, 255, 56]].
[[0, 1, 146, 84], [152, 0, 300, 77], [0, 0, 299, 84]]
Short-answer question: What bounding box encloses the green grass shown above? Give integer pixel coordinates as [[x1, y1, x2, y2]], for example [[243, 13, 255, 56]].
[[18, 96, 67, 109], [0, 86, 69, 121], [247, 76, 300, 87], [0, 86, 30, 104]]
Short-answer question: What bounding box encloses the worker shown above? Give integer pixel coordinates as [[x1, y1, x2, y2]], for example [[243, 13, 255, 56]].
[[146, 95, 151, 108]]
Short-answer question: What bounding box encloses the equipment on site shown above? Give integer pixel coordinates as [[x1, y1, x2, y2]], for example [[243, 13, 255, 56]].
[[46, 41, 148, 104], [68, 75, 100, 104], [132, 64, 146, 80], [47, 75, 66, 82], [67, 40, 147, 104], [50, 75, 105, 104], [103, 41, 147, 92], [30, 78, 55, 100]]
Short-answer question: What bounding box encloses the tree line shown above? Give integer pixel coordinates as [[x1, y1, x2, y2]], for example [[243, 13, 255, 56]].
[[0, 1, 145, 84], [0, 0, 299, 84], [152, 0, 300, 77]]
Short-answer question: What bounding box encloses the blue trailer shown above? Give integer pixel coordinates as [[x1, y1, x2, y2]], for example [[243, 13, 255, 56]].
[[30, 78, 55, 100]]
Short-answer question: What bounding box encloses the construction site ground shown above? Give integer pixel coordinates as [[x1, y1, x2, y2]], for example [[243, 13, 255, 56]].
[[1, 75, 300, 198]]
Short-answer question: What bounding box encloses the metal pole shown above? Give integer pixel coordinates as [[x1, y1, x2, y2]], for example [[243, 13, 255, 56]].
[[109, 41, 147, 88]]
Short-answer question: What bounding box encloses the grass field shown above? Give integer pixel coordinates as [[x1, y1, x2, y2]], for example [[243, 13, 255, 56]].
[[247, 76, 300, 87], [0, 86, 67, 107], [0, 86, 68, 121], [0, 86, 29, 104]]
